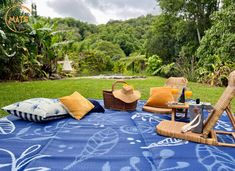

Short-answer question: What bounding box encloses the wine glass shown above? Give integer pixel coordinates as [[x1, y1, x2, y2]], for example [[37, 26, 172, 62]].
[[171, 86, 180, 103], [185, 88, 193, 101]]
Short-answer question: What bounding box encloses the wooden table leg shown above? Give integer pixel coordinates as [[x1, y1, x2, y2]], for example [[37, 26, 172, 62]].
[[185, 109, 188, 119], [225, 107, 235, 129], [172, 108, 176, 121]]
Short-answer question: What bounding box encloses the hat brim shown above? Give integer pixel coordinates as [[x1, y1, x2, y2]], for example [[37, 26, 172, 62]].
[[113, 90, 141, 103]]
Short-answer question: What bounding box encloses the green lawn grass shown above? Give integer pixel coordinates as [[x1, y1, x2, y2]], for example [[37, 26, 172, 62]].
[[0, 76, 234, 118]]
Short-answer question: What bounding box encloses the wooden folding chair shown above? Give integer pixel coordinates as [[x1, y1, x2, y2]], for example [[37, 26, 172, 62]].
[[165, 77, 188, 88], [157, 71, 235, 147]]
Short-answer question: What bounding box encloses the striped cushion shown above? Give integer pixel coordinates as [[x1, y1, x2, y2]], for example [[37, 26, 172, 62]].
[[7, 110, 68, 122], [2, 98, 69, 122]]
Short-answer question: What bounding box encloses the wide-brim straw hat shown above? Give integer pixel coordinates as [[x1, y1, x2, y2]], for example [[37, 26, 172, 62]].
[[113, 85, 141, 103]]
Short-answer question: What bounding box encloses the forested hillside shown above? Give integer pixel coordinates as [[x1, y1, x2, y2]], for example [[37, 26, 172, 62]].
[[0, 0, 234, 86]]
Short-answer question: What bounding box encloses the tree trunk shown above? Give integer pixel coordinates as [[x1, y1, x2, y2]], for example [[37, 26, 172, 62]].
[[196, 27, 201, 43], [132, 62, 135, 74]]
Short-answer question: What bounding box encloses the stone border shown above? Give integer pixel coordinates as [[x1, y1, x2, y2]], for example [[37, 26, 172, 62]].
[[75, 75, 146, 80]]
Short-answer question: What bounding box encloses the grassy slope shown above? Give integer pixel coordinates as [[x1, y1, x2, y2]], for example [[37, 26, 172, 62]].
[[0, 77, 234, 117]]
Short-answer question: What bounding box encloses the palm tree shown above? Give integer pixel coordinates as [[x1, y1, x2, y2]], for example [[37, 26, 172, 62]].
[[119, 54, 146, 73]]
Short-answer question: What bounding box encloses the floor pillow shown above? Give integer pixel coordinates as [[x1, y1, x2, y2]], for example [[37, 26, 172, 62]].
[[2, 98, 69, 122], [146, 87, 174, 108], [59, 91, 94, 120], [88, 99, 105, 113]]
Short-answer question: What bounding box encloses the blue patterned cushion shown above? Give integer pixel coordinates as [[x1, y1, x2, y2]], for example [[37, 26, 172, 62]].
[[2, 98, 69, 122]]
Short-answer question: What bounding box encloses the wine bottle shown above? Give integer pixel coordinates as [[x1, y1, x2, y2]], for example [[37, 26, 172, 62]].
[[178, 87, 186, 103]]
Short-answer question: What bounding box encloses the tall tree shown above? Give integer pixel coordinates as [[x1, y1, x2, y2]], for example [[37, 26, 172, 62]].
[[157, 0, 218, 42], [197, 4, 235, 62], [146, 15, 177, 63]]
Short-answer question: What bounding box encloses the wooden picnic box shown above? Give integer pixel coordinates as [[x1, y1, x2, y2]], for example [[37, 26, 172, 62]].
[[103, 81, 137, 111]]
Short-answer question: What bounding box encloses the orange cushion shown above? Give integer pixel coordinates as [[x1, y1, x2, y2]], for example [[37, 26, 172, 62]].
[[59, 91, 94, 120], [150, 87, 172, 96], [146, 87, 174, 108]]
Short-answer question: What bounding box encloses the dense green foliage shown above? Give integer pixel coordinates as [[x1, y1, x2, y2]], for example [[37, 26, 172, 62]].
[[196, 4, 235, 86], [73, 15, 155, 74], [197, 5, 235, 62], [146, 0, 234, 84], [0, 0, 234, 86]]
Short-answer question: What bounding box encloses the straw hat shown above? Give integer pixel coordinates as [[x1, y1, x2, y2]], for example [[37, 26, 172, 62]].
[[113, 85, 141, 103]]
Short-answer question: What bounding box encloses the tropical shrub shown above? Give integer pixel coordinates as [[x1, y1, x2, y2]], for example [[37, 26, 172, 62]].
[[197, 55, 234, 86], [113, 61, 127, 74], [92, 40, 126, 61], [116, 53, 147, 74], [146, 15, 177, 63], [0, 30, 26, 80], [174, 45, 198, 81], [77, 50, 112, 74], [146, 55, 162, 74], [152, 63, 176, 78], [196, 4, 235, 86], [197, 5, 235, 63]]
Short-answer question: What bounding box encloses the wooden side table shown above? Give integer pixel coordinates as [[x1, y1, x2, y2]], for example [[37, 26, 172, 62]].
[[168, 103, 189, 121]]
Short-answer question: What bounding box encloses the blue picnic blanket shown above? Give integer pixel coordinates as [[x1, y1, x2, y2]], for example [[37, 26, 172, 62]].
[[0, 100, 234, 171]]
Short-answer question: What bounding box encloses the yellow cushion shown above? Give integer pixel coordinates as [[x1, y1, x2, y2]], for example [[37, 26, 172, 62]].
[[146, 87, 174, 108], [59, 91, 94, 120], [150, 87, 172, 96]]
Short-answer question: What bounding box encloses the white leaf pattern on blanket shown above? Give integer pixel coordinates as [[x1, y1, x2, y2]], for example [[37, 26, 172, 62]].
[[87, 114, 124, 127], [102, 162, 111, 171], [215, 120, 233, 131], [120, 123, 154, 135], [6, 121, 66, 141], [120, 157, 140, 171], [0, 117, 15, 135], [131, 113, 163, 123], [102, 153, 157, 171], [142, 151, 157, 171], [196, 144, 235, 171], [141, 138, 188, 149], [0, 144, 50, 171], [24, 167, 51, 171], [217, 134, 235, 144], [157, 149, 189, 171], [17, 126, 32, 136], [64, 127, 119, 170]]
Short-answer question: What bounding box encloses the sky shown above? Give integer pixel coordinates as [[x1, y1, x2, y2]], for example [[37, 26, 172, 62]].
[[25, 0, 161, 24]]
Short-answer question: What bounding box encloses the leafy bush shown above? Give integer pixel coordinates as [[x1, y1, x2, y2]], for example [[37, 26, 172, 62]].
[[174, 45, 198, 81], [92, 40, 126, 61], [78, 50, 112, 74], [146, 55, 162, 74], [197, 55, 234, 86], [114, 53, 147, 74], [196, 4, 235, 86], [113, 61, 127, 74], [197, 5, 235, 63], [146, 55, 179, 78], [152, 63, 177, 77]]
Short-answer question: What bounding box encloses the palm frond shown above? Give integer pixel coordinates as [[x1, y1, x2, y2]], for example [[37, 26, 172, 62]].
[[119, 55, 146, 67], [51, 40, 74, 48], [37, 28, 52, 32], [51, 29, 73, 35]]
